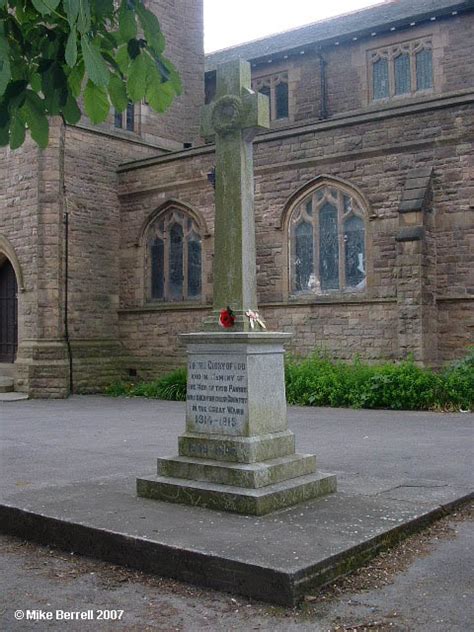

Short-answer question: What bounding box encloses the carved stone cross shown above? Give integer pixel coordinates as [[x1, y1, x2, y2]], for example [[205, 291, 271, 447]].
[[201, 59, 270, 328]]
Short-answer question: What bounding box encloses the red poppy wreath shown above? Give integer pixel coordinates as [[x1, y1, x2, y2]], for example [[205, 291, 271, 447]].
[[219, 306, 235, 328]]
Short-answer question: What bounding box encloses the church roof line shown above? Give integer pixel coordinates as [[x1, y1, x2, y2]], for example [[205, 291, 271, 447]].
[[205, 0, 472, 72]]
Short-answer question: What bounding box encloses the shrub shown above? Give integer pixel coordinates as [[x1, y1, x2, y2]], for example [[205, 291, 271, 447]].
[[440, 347, 474, 411], [104, 350, 473, 412], [105, 368, 187, 402]]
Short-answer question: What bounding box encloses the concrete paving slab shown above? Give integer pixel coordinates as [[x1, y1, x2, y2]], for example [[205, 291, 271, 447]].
[[0, 392, 28, 402], [0, 396, 472, 605]]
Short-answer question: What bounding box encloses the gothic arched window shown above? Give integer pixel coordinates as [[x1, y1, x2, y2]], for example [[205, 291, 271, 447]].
[[147, 209, 202, 302], [288, 184, 366, 295]]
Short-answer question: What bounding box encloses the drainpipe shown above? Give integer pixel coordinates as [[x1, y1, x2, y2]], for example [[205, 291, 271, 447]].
[[318, 50, 328, 120], [63, 210, 73, 395], [60, 120, 73, 395]]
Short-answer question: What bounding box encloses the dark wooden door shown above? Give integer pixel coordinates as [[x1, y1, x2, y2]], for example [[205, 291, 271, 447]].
[[0, 260, 18, 362]]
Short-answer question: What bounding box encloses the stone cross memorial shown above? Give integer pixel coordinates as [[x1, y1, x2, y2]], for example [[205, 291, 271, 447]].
[[137, 59, 336, 515]]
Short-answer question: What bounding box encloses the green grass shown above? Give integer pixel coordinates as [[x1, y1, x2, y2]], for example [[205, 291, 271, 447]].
[[105, 350, 473, 412]]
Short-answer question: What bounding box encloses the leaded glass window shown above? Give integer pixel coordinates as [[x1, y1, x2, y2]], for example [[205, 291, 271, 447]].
[[147, 209, 202, 302], [394, 53, 411, 95], [252, 72, 289, 122], [416, 48, 433, 91], [275, 81, 289, 119], [289, 184, 366, 295], [114, 103, 135, 131], [373, 57, 389, 99], [369, 39, 433, 101]]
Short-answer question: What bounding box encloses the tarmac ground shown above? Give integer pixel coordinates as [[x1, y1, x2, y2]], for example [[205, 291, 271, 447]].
[[0, 396, 473, 613]]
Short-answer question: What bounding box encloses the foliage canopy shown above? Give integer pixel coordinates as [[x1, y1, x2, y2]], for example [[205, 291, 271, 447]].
[[0, 0, 181, 149]]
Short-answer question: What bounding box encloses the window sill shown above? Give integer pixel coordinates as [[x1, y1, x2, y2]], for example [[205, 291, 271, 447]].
[[119, 303, 212, 314], [282, 294, 396, 306]]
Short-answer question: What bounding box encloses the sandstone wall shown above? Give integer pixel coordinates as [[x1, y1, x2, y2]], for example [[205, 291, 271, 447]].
[[118, 93, 474, 377]]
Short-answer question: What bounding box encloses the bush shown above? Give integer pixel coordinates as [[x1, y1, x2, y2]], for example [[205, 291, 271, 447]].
[[105, 368, 187, 402], [440, 347, 474, 411], [104, 350, 473, 412]]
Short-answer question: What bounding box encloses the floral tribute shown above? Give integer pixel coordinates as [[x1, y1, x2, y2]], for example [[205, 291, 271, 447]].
[[245, 310, 266, 330], [219, 306, 235, 328]]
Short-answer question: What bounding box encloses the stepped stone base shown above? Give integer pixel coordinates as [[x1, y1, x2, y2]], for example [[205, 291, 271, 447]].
[[157, 453, 317, 488], [137, 471, 337, 516], [137, 330, 337, 515], [178, 430, 296, 463]]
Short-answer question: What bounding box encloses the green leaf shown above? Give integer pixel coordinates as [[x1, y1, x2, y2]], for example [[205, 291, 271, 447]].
[[83, 79, 109, 123], [67, 61, 85, 97], [0, 57, 11, 98], [127, 52, 147, 101], [136, 4, 165, 53], [30, 73, 42, 93], [81, 35, 110, 87], [146, 78, 174, 113], [115, 44, 130, 75], [65, 30, 77, 68], [62, 93, 81, 124], [108, 74, 128, 112], [0, 0, 7, 9], [63, 0, 80, 26], [0, 105, 8, 145], [93, 0, 114, 19], [77, 0, 91, 34], [10, 111, 25, 150], [21, 92, 49, 148], [119, 0, 137, 41], [31, 0, 61, 16]]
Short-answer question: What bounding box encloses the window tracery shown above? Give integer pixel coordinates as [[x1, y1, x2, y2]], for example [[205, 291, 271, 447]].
[[369, 38, 433, 100], [288, 184, 366, 296], [146, 208, 202, 302], [252, 72, 289, 120]]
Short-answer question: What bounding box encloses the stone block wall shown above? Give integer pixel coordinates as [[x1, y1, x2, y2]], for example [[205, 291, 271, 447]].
[[118, 93, 474, 377], [62, 126, 169, 393]]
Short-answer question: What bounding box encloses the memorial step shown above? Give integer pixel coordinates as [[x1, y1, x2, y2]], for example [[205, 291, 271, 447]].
[[178, 429, 296, 463], [137, 471, 337, 516], [157, 453, 317, 489]]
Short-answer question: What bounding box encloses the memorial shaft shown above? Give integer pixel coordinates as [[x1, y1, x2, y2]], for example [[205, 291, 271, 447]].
[[201, 59, 270, 323]]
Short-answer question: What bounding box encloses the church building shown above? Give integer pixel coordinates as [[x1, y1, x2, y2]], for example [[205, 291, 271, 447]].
[[0, 0, 473, 397]]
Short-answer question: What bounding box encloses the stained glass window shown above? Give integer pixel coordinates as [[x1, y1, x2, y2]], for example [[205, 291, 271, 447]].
[[294, 221, 313, 292], [126, 103, 135, 131], [114, 110, 123, 128], [187, 232, 202, 298], [319, 203, 339, 291], [289, 185, 366, 295], [373, 58, 389, 99], [344, 216, 365, 288], [416, 49, 433, 90], [151, 238, 164, 299], [169, 223, 183, 299], [148, 208, 202, 302]]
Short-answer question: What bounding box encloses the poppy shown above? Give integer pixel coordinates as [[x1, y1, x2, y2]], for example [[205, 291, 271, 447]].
[[219, 307, 235, 328]]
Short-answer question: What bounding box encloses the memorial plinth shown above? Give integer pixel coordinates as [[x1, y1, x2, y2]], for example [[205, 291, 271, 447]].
[[137, 332, 337, 515], [137, 58, 336, 515]]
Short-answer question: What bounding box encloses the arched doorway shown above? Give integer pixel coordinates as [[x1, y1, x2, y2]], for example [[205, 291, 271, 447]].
[[0, 259, 18, 363]]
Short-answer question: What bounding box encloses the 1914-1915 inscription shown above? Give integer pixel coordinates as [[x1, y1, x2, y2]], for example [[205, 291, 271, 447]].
[[186, 356, 248, 435]]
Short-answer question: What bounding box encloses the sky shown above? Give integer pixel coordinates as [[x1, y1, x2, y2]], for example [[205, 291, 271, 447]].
[[204, 0, 385, 52]]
